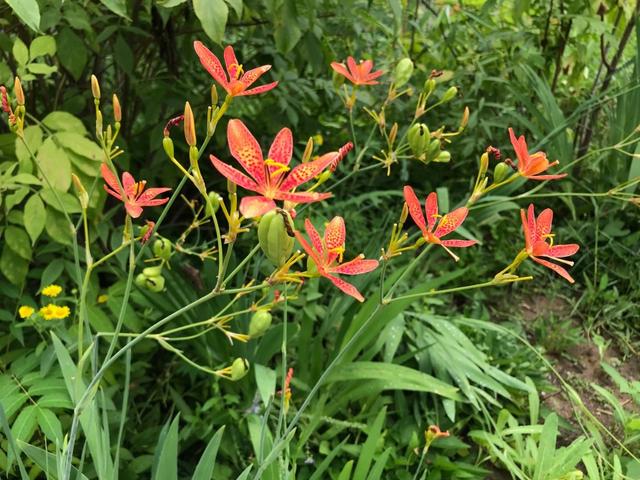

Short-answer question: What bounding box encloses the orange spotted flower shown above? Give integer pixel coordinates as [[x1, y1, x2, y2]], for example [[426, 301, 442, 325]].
[[210, 119, 351, 218], [101, 164, 170, 218], [331, 57, 384, 86], [521, 204, 579, 283], [194, 41, 278, 97], [295, 217, 379, 302], [509, 128, 567, 180], [403, 186, 476, 261]]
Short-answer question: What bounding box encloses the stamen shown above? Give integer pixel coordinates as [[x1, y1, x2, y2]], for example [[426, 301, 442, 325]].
[[264, 158, 291, 177], [441, 245, 460, 262]]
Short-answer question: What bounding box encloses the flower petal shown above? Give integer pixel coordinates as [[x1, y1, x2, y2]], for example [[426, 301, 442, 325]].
[[403, 186, 427, 236], [101, 163, 120, 193], [125, 202, 143, 218], [304, 218, 324, 256], [346, 57, 358, 78], [324, 216, 345, 252], [530, 256, 575, 283], [535, 208, 553, 238], [276, 191, 332, 204], [223, 45, 240, 80], [194, 41, 229, 88], [425, 191, 438, 232], [526, 173, 568, 181], [278, 152, 335, 191], [440, 239, 477, 248], [240, 65, 271, 87], [137, 187, 171, 205], [227, 119, 266, 185], [210, 155, 261, 192], [268, 127, 293, 175], [545, 243, 580, 258], [236, 81, 279, 97], [239, 196, 276, 218], [434, 207, 468, 238], [332, 256, 379, 275], [509, 127, 529, 170], [122, 172, 137, 198], [325, 273, 365, 302], [330, 62, 355, 83]]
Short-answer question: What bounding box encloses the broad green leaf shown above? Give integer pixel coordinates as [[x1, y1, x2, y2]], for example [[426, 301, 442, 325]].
[[225, 0, 242, 17], [12, 173, 41, 185], [29, 36, 56, 58], [6, 0, 40, 32], [5, 226, 32, 260], [55, 132, 103, 161], [100, 0, 130, 18], [36, 137, 72, 191], [12, 38, 29, 65], [11, 405, 38, 447], [36, 393, 73, 409], [153, 415, 180, 480], [193, 0, 229, 44], [1, 242, 29, 285], [45, 209, 73, 246], [57, 28, 87, 80], [27, 63, 57, 76], [157, 0, 187, 6], [0, 403, 30, 479], [42, 111, 87, 134], [254, 364, 276, 406], [23, 195, 46, 245], [15, 125, 43, 167], [19, 441, 90, 480], [39, 259, 65, 291], [40, 188, 81, 213], [36, 407, 63, 445], [191, 426, 225, 480]]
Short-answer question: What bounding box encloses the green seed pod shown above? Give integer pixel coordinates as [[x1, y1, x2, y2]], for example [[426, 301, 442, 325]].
[[153, 239, 172, 261], [135, 273, 147, 288], [230, 358, 249, 381], [144, 274, 165, 293], [206, 192, 222, 217], [142, 266, 163, 277], [258, 209, 294, 267], [423, 79, 436, 96], [407, 123, 430, 157], [426, 138, 441, 160], [434, 151, 451, 163], [162, 136, 174, 159], [493, 162, 511, 183], [441, 86, 458, 103], [249, 310, 272, 337], [393, 58, 414, 88]]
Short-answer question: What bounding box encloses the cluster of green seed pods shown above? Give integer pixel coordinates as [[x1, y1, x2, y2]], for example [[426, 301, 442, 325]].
[[257, 209, 295, 267], [407, 123, 450, 163]]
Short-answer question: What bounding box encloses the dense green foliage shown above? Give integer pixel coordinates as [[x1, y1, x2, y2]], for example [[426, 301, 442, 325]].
[[0, 0, 639, 479]]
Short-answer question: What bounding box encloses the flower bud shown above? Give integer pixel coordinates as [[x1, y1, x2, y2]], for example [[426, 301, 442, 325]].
[[249, 310, 272, 337], [162, 136, 174, 159], [407, 123, 430, 157], [206, 191, 222, 217], [71, 174, 89, 210], [189, 145, 198, 170], [426, 138, 441, 160], [435, 151, 451, 163], [210, 84, 218, 106], [145, 274, 165, 293], [230, 357, 249, 381], [135, 273, 147, 288], [302, 137, 314, 163], [14, 77, 24, 106], [389, 122, 398, 147], [153, 239, 172, 261], [316, 170, 332, 185], [183, 101, 196, 146], [95, 110, 103, 138], [258, 209, 294, 267], [460, 106, 469, 129], [142, 266, 163, 277], [90, 75, 100, 100], [393, 58, 414, 88], [493, 162, 511, 183], [112, 94, 121, 122], [423, 79, 436, 96], [478, 152, 489, 178], [441, 86, 458, 103]]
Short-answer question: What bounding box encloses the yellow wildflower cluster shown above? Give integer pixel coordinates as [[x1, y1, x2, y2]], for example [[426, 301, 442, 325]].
[[39, 304, 71, 320], [18, 306, 35, 318], [42, 284, 63, 297]]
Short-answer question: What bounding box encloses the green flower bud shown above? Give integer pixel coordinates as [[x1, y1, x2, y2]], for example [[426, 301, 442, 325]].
[[153, 239, 172, 261], [423, 79, 436, 96], [249, 310, 272, 337], [441, 86, 458, 103], [493, 162, 511, 183], [135, 273, 147, 288], [434, 151, 451, 163], [162, 136, 174, 159], [407, 123, 430, 157], [393, 58, 414, 88], [206, 192, 222, 217], [426, 138, 441, 160], [142, 266, 163, 277], [230, 358, 249, 381], [258, 209, 294, 267]]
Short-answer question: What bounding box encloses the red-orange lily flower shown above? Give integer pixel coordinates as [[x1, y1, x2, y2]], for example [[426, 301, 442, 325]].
[[294, 217, 379, 302], [101, 163, 170, 218], [331, 57, 383, 86], [521, 204, 579, 283], [194, 41, 278, 97], [509, 128, 567, 180], [210, 119, 350, 218], [403, 186, 477, 261]]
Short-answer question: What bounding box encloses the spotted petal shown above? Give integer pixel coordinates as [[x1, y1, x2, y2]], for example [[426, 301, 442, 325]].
[[304, 218, 324, 257], [239, 196, 276, 218], [509, 128, 529, 170], [546, 243, 579, 258], [223, 46, 240, 80], [324, 216, 345, 252], [332, 256, 379, 275], [276, 191, 331, 204], [425, 192, 438, 232], [210, 155, 260, 192], [433, 207, 468, 239], [137, 188, 171, 205], [531, 256, 575, 283], [267, 127, 293, 176], [227, 120, 266, 185], [279, 152, 335, 191], [403, 186, 427, 236], [194, 41, 229, 88], [440, 239, 477, 248], [535, 208, 553, 239], [325, 273, 365, 302], [240, 65, 271, 87], [237, 81, 279, 97], [101, 163, 122, 199]]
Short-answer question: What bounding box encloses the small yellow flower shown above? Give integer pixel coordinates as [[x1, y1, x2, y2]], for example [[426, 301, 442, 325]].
[[97, 294, 108, 304], [54, 305, 71, 319], [39, 304, 71, 320], [42, 284, 63, 297], [18, 305, 35, 318]]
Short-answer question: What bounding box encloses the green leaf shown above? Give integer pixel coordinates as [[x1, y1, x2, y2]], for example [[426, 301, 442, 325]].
[[19, 441, 90, 480], [55, 132, 103, 161], [193, 0, 229, 44], [15, 125, 43, 169], [36, 137, 72, 192], [42, 111, 87, 135], [36, 407, 63, 445], [12, 38, 29, 66], [40, 188, 81, 214], [254, 364, 276, 406], [44, 209, 74, 246], [153, 415, 180, 480], [11, 405, 38, 447], [57, 28, 87, 81], [100, 0, 130, 18], [39, 259, 65, 291], [533, 413, 558, 480], [5, 226, 32, 260], [27, 63, 57, 76], [6, 0, 40, 33], [0, 403, 30, 479], [29, 36, 56, 58], [353, 407, 386, 480], [191, 426, 225, 480], [327, 361, 460, 400], [23, 195, 46, 245], [225, 0, 242, 17]]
